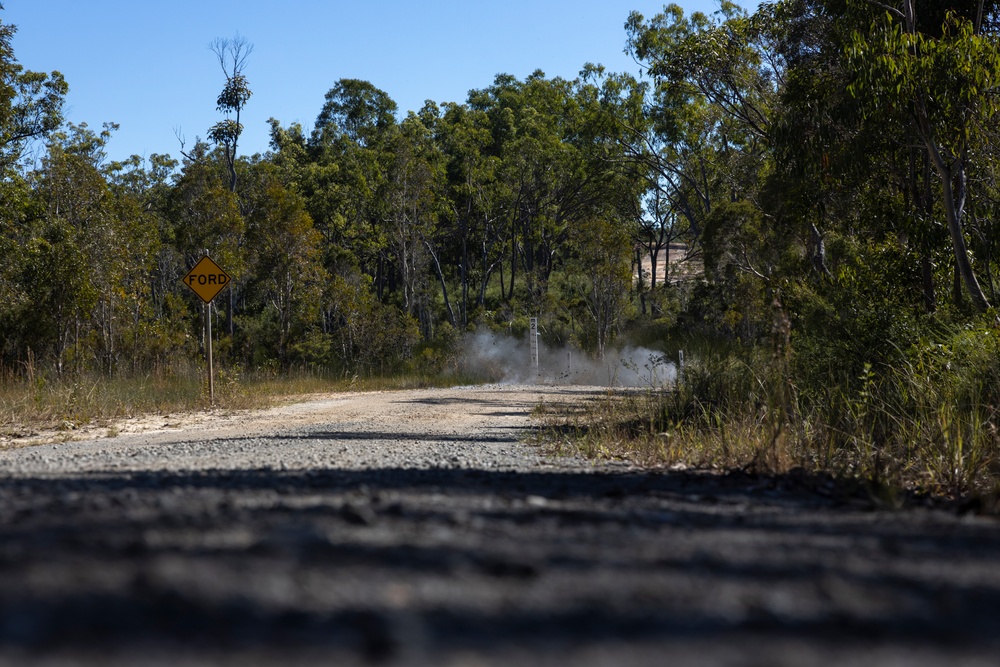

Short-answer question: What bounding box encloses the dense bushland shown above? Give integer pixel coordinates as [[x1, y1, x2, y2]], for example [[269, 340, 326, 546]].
[[2, 2, 1000, 496], [536, 0, 1000, 496]]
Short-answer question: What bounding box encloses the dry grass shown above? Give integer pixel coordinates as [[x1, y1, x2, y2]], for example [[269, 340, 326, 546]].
[[536, 357, 1000, 501], [0, 363, 486, 440], [536, 389, 795, 472]]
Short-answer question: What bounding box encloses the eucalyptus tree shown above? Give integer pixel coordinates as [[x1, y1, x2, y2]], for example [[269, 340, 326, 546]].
[[624, 2, 782, 289], [580, 65, 688, 314], [0, 16, 66, 172], [207, 34, 253, 195], [761, 0, 946, 325], [166, 142, 245, 285], [270, 80, 430, 360], [22, 124, 160, 374], [968, 116, 1000, 305], [267, 110, 422, 371], [846, 0, 1000, 312], [469, 72, 563, 308], [0, 12, 66, 365], [105, 152, 188, 369], [438, 101, 509, 324], [308, 79, 399, 299], [388, 105, 450, 335], [0, 170, 33, 363], [315, 78, 397, 148], [468, 70, 639, 317], [764, 0, 865, 279], [626, 2, 776, 145], [240, 161, 325, 366], [571, 215, 634, 358]]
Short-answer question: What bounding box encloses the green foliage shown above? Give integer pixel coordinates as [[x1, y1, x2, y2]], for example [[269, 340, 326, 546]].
[[325, 273, 419, 376], [569, 216, 635, 357], [525, 0, 1000, 498], [207, 35, 253, 193], [0, 18, 66, 173], [3, 2, 1000, 498], [844, 3, 998, 311], [216, 73, 252, 115], [238, 162, 326, 366], [846, 9, 1000, 152], [207, 119, 243, 147]]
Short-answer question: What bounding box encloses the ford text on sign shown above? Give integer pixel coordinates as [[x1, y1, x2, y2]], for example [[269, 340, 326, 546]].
[[182, 255, 231, 304]]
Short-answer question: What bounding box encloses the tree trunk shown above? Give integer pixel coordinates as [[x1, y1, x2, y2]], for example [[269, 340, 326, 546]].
[[921, 250, 936, 313], [933, 156, 990, 312], [507, 233, 517, 302], [954, 261, 965, 310], [635, 247, 647, 316], [460, 234, 469, 327], [809, 219, 830, 277], [424, 237, 457, 328], [917, 148, 936, 313], [907, 3, 989, 312]]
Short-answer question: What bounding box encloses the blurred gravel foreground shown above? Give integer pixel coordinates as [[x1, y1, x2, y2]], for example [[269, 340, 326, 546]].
[[0, 385, 998, 666]]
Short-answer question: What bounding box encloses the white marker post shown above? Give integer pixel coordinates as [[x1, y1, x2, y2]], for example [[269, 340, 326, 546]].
[[529, 317, 539, 376]]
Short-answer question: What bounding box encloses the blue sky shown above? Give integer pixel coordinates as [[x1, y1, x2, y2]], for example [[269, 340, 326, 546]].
[[6, 1, 747, 164]]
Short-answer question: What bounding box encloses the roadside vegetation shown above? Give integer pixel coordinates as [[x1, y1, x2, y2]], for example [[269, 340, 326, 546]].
[[539, 321, 1000, 499], [530, 0, 1000, 501], [0, 362, 493, 441], [2, 3, 1000, 499]]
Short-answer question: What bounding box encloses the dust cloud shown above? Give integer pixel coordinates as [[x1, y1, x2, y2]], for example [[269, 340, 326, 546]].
[[457, 331, 677, 388]]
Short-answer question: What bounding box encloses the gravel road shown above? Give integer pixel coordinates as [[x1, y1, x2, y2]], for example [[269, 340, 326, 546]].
[[0, 384, 998, 666]]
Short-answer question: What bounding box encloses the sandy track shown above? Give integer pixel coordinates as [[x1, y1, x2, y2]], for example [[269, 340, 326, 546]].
[[0, 384, 998, 666]]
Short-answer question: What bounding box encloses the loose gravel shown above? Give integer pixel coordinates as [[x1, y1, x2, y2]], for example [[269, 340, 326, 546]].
[[0, 384, 998, 666]]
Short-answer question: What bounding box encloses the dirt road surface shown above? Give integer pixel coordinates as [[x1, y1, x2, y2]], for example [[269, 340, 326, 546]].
[[0, 384, 998, 666]]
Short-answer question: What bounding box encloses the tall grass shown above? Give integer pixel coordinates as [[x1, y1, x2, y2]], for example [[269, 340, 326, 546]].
[[539, 323, 1000, 499], [1, 362, 205, 436]]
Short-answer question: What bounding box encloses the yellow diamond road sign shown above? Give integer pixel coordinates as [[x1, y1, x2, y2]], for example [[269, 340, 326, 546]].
[[182, 255, 231, 304]]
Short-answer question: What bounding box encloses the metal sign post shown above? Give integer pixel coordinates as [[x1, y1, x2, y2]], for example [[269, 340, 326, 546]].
[[205, 301, 214, 404], [182, 251, 231, 405]]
